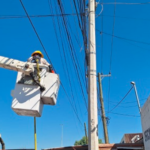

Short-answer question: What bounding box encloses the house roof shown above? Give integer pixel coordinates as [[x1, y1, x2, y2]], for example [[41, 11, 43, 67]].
[[44, 143, 144, 150], [122, 133, 143, 143]]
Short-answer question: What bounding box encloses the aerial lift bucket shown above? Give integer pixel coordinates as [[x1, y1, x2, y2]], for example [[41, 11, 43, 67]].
[[11, 65, 60, 117]]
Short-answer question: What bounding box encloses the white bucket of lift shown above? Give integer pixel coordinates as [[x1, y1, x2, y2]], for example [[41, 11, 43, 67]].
[[11, 65, 60, 117], [41, 72, 60, 105]]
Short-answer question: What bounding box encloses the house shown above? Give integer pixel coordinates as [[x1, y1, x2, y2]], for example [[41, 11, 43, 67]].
[[120, 133, 143, 144]]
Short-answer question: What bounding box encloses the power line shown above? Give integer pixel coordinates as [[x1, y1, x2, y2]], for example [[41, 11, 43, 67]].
[[19, 0, 53, 67], [102, 14, 150, 21], [72, 0, 82, 29], [2, 14, 150, 22], [48, 0, 78, 113], [99, 112, 140, 117], [109, 2, 116, 72], [2, 3, 88, 80], [110, 98, 147, 104], [109, 86, 134, 113], [55, 0, 88, 111], [61, 84, 83, 125], [50, 0, 82, 116], [99, 2, 150, 5], [97, 30, 150, 46], [0, 13, 85, 19], [108, 112, 140, 117], [53, 0, 86, 122], [107, 0, 116, 112], [72, 0, 88, 64], [69, 0, 82, 48], [19, 0, 83, 126], [98, 31, 150, 53], [110, 104, 144, 108]]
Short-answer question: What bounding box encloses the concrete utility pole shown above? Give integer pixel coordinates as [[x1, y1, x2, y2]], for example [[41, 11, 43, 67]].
[[84, 123, 88, 144], [98, 73, 110, 143], [130, 81, 141, 114], [88, 0, 98, 150]]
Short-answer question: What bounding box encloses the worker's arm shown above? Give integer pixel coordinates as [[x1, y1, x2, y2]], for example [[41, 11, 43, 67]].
[[48, 65, 55, 73], [41, 58, 55, 73]]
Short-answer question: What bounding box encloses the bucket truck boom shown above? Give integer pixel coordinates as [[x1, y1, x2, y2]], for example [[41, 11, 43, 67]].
[[0, 56, 34, 75]]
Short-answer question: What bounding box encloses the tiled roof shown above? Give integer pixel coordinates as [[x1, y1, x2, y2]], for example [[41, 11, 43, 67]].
[[44, 143, 144, 150], [124, 133, 143, 143]]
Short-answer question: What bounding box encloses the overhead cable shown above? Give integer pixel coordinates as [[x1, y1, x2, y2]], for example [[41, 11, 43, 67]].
[[99, 2, 150, 5], [109, 1, 116, 72], [108, 112, 140, 117], [100, 0, 104, 73], [96, 4, 104, 18], [49, 0, 80, 114], [20, 0, 83, 126], [19, 0, 53, 67], [107, 0, 116, 112], [72, 0, 82, 29], [61, 84, 83, 125], [0, 13, 85, 19], [109, 86, 134, 113], [101, 14, 150, 21], [110, 98, 147, 104], [97, 31, 150, 46], [56, 0, 88, 110]]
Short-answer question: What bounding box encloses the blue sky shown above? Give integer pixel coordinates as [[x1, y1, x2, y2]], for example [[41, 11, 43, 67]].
[[0, 0, 150, 149]]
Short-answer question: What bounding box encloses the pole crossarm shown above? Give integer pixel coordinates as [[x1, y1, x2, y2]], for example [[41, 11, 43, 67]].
[[101, 74, 111, 77], [101, 74, 111, 80]]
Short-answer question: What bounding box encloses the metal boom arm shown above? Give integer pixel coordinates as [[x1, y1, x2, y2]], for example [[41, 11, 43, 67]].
[[0, 56, 34, 75]]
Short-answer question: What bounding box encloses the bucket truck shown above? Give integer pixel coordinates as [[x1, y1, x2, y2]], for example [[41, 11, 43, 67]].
[[0, 55, 60, 117]]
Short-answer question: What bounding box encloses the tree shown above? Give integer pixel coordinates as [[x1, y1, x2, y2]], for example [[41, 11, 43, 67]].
[[98, 139, 102, 144], [74, 136, 102, 146]]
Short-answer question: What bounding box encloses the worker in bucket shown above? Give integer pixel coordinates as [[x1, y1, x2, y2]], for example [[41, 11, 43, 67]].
[[28, 50, 55, 73]]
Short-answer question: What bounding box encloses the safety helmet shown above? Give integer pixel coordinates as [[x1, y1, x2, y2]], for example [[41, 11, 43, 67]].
[[31, 50, 44, 58]]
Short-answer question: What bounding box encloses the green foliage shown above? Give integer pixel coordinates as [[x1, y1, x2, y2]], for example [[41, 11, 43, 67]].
[[98, 139, 102, 144], [74, 136, 87, 146], [74, 136, 102, 146]]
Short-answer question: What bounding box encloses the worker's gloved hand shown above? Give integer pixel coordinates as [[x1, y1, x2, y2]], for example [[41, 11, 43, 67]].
[[48, 65, 54, 73]]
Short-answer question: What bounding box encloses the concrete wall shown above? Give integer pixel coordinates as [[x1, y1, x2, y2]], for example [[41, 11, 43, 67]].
[[141, 97, 150, 150]]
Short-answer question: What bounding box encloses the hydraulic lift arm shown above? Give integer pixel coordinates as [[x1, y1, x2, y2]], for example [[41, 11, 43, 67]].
[[0, 55, 46, 91], [0, 56, 34, 75]]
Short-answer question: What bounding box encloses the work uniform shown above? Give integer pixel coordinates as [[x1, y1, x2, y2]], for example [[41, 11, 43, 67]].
[[27, 57, 50, 66], [27, 56, 54, 73], [28, 50, 54, 73]]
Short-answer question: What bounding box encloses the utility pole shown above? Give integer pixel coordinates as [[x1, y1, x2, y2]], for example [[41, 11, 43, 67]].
[[130, 81, 141, 114], [88, 0, 98, 150], [84, 123, 88, 144], [98, 73, 110, 143], [34, 117, 37, 150]]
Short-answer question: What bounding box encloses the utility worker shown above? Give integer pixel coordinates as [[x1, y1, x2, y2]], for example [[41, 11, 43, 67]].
[[28, 50, 54, 73]]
